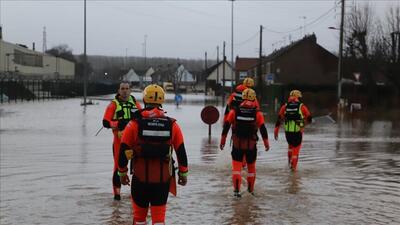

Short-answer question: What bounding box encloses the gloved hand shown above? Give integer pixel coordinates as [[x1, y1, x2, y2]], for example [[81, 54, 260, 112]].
[[178, 171, 187, 186], [264, 139, 270, 151], [274, 127, 279, 140], [118, 120, 129, 131], [119, 174, 130, 186], [220, 136, 226, 150]]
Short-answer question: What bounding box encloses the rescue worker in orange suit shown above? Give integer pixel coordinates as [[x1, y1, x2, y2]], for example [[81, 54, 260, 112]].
[[220, 88, 270, 197], [223, 77, 260, 122], [224, 77, 261, 169], [274, 90, 312, 171], [102, 82, 142, 200], [118, 84, 188, 225]]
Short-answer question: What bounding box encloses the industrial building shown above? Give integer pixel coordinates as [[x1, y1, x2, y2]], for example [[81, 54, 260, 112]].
[[0, 39, 75, 80]]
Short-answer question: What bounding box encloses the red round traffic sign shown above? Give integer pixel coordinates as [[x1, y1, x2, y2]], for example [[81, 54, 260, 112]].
[[201, 106, 219, 125]]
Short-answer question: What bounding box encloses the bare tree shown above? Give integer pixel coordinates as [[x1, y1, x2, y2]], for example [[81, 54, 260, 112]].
[[384, 5, 400, 91], [344, 4, 374, 60], [385, 5, 400, 62], [343, 3, 385, 104], [173, 64, 184, 93]]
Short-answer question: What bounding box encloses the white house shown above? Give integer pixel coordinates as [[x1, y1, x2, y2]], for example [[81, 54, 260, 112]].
[[176, 65, 196, 84], [122, 68, 140, 82], [206, 61, 234, 87]]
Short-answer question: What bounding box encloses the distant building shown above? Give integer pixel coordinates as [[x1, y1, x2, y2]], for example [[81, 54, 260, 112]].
[[206, 61, 234, 86], [176, 65, 196, 84], [0, 39, 75, 79], [235, 57, 258, 82], [170, 65, 196, 92], [204, 60, 234, 95], [122, 68, 140, 83], [246, 34, 338, 86], [144, 67, 155, 77], [140, 67, 154, 85]]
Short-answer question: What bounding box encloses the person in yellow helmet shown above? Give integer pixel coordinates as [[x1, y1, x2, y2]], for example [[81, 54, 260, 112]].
[[102, 81, 142, 200], [220, 88, 270, 197], [274, 90, 312, 171], [118, 84, 188, 225], [224, 77, 260, 122], [223, 78, 262, 169]]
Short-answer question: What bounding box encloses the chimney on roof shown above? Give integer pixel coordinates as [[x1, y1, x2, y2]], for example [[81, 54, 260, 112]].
[[0, 26, 2, 40], [310, 34, 317, 43], [32, 42, 35, 51]]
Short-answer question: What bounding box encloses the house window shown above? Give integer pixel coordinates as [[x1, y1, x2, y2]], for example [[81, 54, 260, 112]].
[[239, 71, 247, 80], [14, 49, 43, 67]]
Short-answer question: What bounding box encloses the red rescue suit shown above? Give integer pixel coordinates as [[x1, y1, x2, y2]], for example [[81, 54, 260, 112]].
[[103, 94, 142, 197], [118, 107, 188, 225], [274, 96, 312, 171], [221, 100, 269, 194]]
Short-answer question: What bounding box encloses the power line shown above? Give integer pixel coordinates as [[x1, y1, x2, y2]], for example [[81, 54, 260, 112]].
[[235, 31, 259, 46], [2, 0, 398, 1], [262, 4, 337, 34]]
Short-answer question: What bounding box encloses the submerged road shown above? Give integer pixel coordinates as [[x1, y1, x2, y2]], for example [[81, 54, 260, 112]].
[[1, 94, 399, 224]]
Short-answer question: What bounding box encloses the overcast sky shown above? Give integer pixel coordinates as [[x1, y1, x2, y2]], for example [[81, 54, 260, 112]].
[[1, 0, 398, 60]]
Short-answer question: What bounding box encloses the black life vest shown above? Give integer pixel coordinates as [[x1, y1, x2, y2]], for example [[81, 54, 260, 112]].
[[230, 90, 243, 110], [233, 106, 257, 138], [133, 116, 175, 183]]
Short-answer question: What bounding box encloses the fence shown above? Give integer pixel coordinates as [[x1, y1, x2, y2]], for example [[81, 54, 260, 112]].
[[0, 78, 119, 104]]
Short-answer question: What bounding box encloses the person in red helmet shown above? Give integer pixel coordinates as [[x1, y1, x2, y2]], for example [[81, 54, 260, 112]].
[[274, 90, 312, 171], [102, 81, 142, 200], [220, 88, 270, 197], [223, 77, 260, 122], [118, 84, 188, 225]]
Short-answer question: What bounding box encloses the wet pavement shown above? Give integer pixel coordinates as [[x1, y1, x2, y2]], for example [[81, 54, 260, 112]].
[[1, 94, 400, 225]]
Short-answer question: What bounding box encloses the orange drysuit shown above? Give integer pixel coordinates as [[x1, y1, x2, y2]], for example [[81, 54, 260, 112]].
[[103, 94, 142, 198], [274, 96, 311, 171], [118, 107, 188, 225], [221, 100, 269, 194]]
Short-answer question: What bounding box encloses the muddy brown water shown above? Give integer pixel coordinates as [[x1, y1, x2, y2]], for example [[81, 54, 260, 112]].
[[1, 94, 399, 224]]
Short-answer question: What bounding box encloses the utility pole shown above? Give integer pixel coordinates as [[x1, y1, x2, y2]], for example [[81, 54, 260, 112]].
[[391, 31, 400, 63], [217, 46, 220, 89], [258, 25, 263, 103], [205, 51, 208, 70], [42, 26, 47, 53], [398, 32, 400, 63], [299, 16, 307, 37], [144, 34, 147, 67], [337, 0, 345, 104], [230, 0, 235, 92], [125, 48, 128, 70], [82, 0, 88, 106], [391, 32, 396, 62], [223, 41, 226, 100]]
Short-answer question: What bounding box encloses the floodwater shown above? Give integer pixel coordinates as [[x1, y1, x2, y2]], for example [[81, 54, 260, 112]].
[[1, 94, 399, 225]]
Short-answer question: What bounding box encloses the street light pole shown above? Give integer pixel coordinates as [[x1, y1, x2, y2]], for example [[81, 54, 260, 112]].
[[82, 0, 88, 105], [144, 34, 147, 67], [258, 25, 263, 103], [230, 0, 235, 92], [337, 0, 345, 105]]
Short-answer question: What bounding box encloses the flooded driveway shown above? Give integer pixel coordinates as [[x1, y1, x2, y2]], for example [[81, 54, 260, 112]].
[[1, 94, 399, 224]]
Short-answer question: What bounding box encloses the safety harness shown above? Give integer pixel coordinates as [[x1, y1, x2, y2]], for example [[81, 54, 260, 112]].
[[284, 101, 304, 132]]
